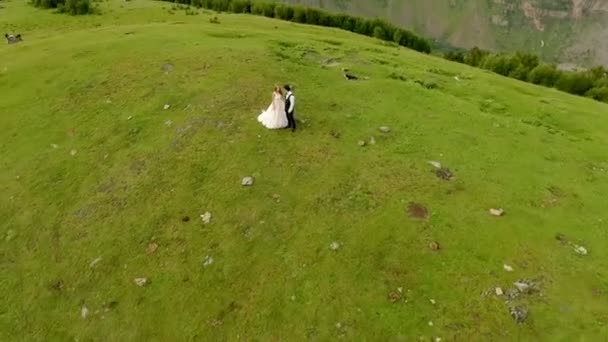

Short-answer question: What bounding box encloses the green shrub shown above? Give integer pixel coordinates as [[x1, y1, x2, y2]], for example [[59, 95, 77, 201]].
[[528, 64, 560, 87], [292, 6, 306, 23], [556, 72, 594, 96], [585, 86, 608, 102], [32, 0, 93, 14]]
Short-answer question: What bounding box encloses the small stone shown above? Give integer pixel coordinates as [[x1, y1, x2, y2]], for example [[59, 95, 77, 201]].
[[164, 104, 171, 110], [430, 299, 436, 305], [388, 291, 401, 303], [489, 208, 505, 216], [146, 243, 159, 255], [335, 322, 342, 329], [509, 306, 528, 323], [329, 241, 340, 251], [435, 168, 453, 180], [134, 278, 148, 287], [428, 160, 442, 169], [495, 287, 504, 296], [203, 255, 214, 267], [272, 193, 281, 202], [165, 120, 173, 127], [379, 126, 390, 133], [5, 229, 16, 242], [162, 63, 174, 73], [429, 241, 440, 251], [503, 264, 514, 272], [369, 136, 376, 145], [428, 321, 434, 327], [70, 149, 77, 156], [51, 144, 59, 149], [397, 287, 403, 293], [573, 244, 588, 255], [242, 177, 254, 186], [201, 212, 211, 224], [357, 140, 366, 147], [435, 338, 442, 342], [81, 306, 89, 319], [127, 116, 133, 120], [513, 282, 531, 293], [89, 257, 102, 268]]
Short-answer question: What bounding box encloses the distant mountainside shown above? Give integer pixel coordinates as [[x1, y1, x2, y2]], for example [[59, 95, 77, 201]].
[[281, 0, 608, 67]]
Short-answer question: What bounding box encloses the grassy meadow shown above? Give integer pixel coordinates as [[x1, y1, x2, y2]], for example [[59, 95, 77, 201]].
[[1, 0, 608, 340]]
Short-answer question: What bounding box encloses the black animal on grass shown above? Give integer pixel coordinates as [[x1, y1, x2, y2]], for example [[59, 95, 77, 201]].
[[5, 33, 22, 44]]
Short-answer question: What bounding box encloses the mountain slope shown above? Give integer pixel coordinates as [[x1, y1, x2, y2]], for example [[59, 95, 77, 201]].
[[1, 0, 608, 340], [284, 0, 608, 67]]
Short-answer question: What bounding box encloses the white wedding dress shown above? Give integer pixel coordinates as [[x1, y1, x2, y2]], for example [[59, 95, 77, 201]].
[[257, 92, 288, 129]]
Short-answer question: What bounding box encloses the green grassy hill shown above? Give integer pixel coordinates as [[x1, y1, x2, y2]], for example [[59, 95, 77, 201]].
[[2, 0, 608, 340], [283, 0, 608, 67]]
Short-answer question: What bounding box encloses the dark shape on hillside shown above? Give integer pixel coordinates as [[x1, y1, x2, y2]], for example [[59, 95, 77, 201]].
[[407, 202, 428, 219], [342, 68, 358, 80], [435, 168, 453, 180], [209, 16, 220, 24], [182, 216, 190, 222], [5, 33, 22, 44]]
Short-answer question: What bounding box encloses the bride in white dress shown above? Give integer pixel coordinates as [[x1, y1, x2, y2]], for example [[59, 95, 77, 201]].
[[257, 86, 288, 129]]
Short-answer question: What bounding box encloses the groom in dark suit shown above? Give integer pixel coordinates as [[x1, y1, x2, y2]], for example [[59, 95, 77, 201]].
[[284, 85, 296, 132]]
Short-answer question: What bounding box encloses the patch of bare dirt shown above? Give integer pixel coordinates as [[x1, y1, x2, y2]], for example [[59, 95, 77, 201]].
[[407, 202, 428, 219]]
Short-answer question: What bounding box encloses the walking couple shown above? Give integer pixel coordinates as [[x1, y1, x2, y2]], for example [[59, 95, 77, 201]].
[[257, 85, 297, 132]]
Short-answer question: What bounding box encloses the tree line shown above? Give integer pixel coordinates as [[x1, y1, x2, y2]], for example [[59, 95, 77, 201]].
[[445, 48, 608, 103], [31, 0, 93, 15], [167, 0, 431, 54]]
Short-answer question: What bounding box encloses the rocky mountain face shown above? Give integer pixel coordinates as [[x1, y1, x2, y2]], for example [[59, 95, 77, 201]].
[[283, 0, 608, 67]]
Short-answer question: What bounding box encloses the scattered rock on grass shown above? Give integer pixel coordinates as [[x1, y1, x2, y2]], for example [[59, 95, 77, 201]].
[[203, 255, 214, 267], [81, 306, 89, 319], [242, 177, 254, 186], [162, 63, 174, 73], [357, 140, 366, 147], [503, 264, 514, 272], [369, 136, 376, 145], [509, 306, 528, 323], [573, 244, 588, 255], [201, 212, 211, 224], [164, 104, 171, 110], [428, 160, 441, 169], [495, 287, 504, 296], [329, 241, 340, 251], [379, 126, 390, 133], [70, 149, 77, 156], [134, 278, 148, 287], [428, 241, 440, 251], [146, 243, 159, 255], [165, 120, 173, 127], [90, 257, 102, 268], [490, 208, 505, 217], [388, 291, 402, 303], [435, 168, 453, 180]]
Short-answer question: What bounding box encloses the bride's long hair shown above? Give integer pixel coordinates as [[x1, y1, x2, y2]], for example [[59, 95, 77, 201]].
[[273, 86, 283, 95]]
